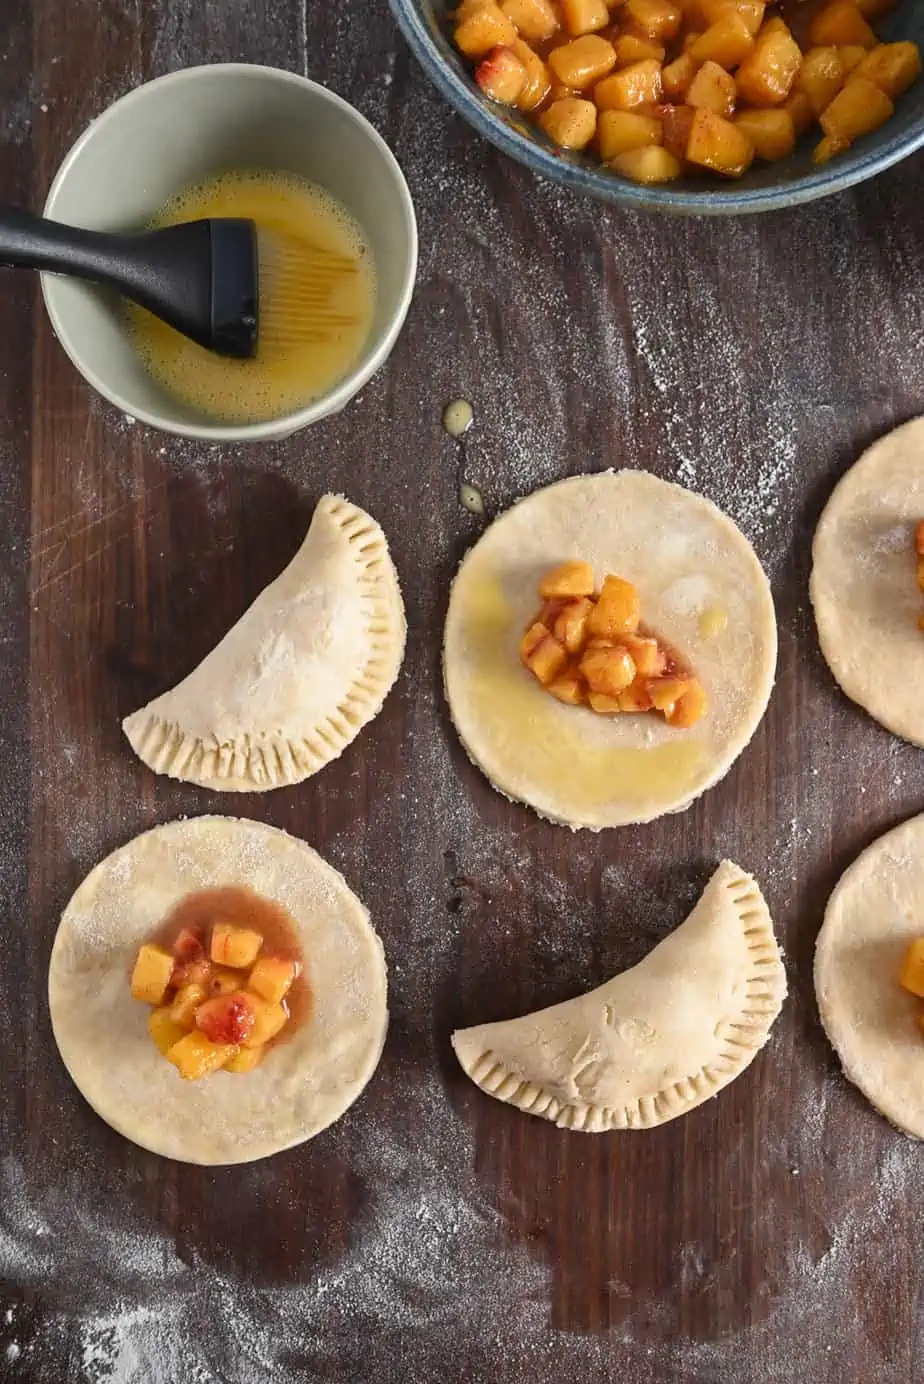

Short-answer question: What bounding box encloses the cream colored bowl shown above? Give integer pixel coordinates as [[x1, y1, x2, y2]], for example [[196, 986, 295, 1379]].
[[41, 64, 418, 441]]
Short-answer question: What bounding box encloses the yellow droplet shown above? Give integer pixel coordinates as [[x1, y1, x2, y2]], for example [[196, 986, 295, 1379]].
[[460, 482, 484, 515], [699, 605, 728, 639], [443, 398, 474, 438]]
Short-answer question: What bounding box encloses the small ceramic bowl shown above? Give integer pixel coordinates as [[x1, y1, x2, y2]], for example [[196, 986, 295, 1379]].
[[42, 64, 418, 441], [389, 0, 924, 214]]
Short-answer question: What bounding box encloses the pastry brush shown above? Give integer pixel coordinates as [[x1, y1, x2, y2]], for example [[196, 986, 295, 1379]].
[[0, 205, 358, 359]]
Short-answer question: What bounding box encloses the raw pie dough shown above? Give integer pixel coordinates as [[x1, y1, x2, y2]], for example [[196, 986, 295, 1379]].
[[815, 813, 924, 1140], [811, 417, 924, 745], [123, 495, 406, 790], [443, 472, 776, 829], [48, 816, 388, 1164], [452, 861, 786, 1131]]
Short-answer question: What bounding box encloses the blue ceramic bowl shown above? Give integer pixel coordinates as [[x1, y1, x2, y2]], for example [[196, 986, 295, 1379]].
[[389, 0, 924, 213]]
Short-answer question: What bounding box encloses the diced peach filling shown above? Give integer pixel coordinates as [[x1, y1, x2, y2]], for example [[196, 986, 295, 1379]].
[[898, 937, 924, 1041], [519, 563, 708, 727], [130, 920, 301, 1080]]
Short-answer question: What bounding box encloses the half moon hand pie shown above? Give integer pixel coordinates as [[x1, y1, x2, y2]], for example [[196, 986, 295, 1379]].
[[811, 417, 924, 745], [123, 494, 406, 791], [443, 471, 777, 829], [452, 861, 786, 1131], [48, 817, 389, 1165]]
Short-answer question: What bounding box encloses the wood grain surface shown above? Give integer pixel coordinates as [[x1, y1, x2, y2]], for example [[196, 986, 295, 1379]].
[[1, 2, 924, 1382]]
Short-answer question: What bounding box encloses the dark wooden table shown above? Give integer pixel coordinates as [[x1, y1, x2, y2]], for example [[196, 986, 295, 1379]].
[[2, 3, 924, 1381]]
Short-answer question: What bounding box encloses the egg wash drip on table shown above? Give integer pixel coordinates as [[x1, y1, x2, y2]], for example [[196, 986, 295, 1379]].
[[127, 170, 377, 425]]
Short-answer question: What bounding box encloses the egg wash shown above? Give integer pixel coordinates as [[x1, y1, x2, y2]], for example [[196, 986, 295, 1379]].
[[128, 170, 377, 425]]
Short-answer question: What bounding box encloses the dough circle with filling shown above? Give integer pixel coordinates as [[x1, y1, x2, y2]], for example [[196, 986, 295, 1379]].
[[443, 470, 777, 829], [48, 816, 388, 1164], [811, 417, 924, 744], [815, 812, 924, 1140]]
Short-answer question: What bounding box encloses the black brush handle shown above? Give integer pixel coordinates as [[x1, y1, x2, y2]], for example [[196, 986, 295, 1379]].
[[0, 205, 214, 347]]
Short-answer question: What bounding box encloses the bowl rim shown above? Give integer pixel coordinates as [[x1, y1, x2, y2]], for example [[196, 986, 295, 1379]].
[[388, 0, 924, 215], [41, 62, 418, 442]]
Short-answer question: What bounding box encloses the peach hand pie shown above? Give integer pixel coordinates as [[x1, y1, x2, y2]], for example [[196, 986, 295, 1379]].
[[443, 471, 776, 829], [453, 861, 786, 1130], [48, 817, 388, 1164], [123, 495, 406, 791]]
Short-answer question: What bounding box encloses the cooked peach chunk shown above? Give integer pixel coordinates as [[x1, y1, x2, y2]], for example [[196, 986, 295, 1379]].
[[196, 992, 256, 1045], [552, 597, 595, 652], [501, 0, 559, 41], [662, 51, 698, 100], [539, 96, 599, 146], [249, 956, 298, 1005], [687, 59, 737, 115], [548, 34, 618, 87], [170, 956, 213, 990], [916, 555, 924, 592], [539, 560, 595, 598], [476, 45, 528, 103], [796, 47, 845, 116], [735, 23, 802, 105], [686, 107, 754, 175], [587, 691, 624, 713], [812, 132, 850, 162], [130, 944, 175, 1006], [609, 146, 684, 181], [242, 995, 289, 1049], [546, 672, 586, 704], [647, 676, 693, 713], [660, 102, 697, 157], [665, 678, 708, 727], [171, 927, 205, 963], [593, 58, 663, 109], [520, 622, 569, 682], [513, 37, 552, 109], [820, 76, 893, 143], [689, 14, 754, 70], [211, 922, 263, 969], [206, 967, 246, 997], [586, 575, 641, 637], [598, 109, 664, 158], [225, 1046, 265, 1074], [579, 645, 637, 696], [148, 1007, 187, 1058], [617, 677, 655, 712], [561, 0, 611, 34], [169, 982, 208, 1030], [854, 42, 922, 99], [618, 634, 664, 677], [698, 0, 765, 35], [167, 1031, 237, 1081], [455, 2, 518, 57], [808, 2, 876, 50], [782, 88, 815, 134], [899, 938, 924, 998], [612, 33, 666, 66], [838, 44, 867, 74], [915, 521, 924, 557], [624, 0, 682, 40], [734, 107, 795, 158]]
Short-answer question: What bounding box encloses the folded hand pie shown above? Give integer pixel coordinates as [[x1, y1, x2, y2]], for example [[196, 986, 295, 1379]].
[[123, 494, 406, 791], [48, 816, 389, 1164], [443, 471, 776, 829], [452, 861, 786, 1131]]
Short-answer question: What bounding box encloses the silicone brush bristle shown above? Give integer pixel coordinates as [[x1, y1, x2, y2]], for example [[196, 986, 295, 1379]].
[[256, 229, 359, 350]]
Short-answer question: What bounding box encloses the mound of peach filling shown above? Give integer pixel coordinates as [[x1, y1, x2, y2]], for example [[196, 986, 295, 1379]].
[[519, 561, 708, 727], [130, 912, 301, 1080]]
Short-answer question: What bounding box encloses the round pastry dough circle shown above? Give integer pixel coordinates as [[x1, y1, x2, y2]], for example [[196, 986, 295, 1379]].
[[48, 816, 388, 1164], [811, 417, 924, 745], [815, 813, 924, 1140], [443, 471, 777, 829]]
